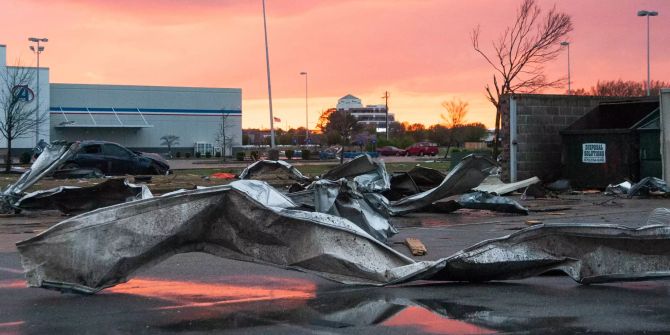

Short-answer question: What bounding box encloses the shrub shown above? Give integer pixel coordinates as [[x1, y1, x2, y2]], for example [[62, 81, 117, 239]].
[[205, 152, 212, 158], [236, 151, 245, 161], [250, 151, 260, 160], [185, 152, 192, 158], [175, 151, 182, 158], [195, 152, 202, 158], [301, 149, 311, 160], [285, 150, 294, 160], [20, 152, 32, 164]]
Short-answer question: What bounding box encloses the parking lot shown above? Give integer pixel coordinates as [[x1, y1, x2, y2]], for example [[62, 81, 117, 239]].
[[2, 186, 670, 333]]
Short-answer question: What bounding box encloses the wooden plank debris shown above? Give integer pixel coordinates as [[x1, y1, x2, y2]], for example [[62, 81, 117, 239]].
[[405, 237, 427, 256]]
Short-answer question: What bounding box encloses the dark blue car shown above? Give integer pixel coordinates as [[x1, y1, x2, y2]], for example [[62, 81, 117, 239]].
[[61, 141, 170, 176]]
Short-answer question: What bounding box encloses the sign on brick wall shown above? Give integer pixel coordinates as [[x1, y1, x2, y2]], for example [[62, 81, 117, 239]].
[[582, 143, 606, 163]]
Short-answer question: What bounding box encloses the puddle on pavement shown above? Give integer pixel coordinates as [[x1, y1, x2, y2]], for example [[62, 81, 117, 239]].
[[5, 274, 670, 333], [106, 276, 316, 310], [381, 305, 496, 334]]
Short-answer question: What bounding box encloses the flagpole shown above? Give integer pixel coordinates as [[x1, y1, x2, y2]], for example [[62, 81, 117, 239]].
[[262, 0, 276, 147]]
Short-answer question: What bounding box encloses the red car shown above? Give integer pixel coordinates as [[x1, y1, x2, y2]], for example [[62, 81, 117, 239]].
[[376, 146, 407, 156], [405, 142, 439, 156]]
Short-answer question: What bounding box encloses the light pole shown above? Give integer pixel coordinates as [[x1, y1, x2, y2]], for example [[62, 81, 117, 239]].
[[560, 41, 571, 94], [28, 37, 47, 145], [637, 10, 658, 96], [300, 72, 308, 141], [262, 0, 275, 147]]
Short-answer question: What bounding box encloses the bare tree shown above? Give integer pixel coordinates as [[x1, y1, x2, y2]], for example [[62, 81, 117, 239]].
[[0, 64, 48, 172], [215, 113, 235, 161], [440, 98, 468, 128], [440, 98, 469, 157], [160, 135, 180, 158], [472, 0, 573, 156]]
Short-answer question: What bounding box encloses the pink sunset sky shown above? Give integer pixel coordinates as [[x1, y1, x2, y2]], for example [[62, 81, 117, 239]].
[[1, 0, 668, 129]]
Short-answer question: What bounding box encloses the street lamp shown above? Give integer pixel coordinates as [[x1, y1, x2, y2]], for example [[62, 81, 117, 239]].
[[300, 71, 308, 141], [262, 0, 275, 147], [28, 37, 48, 145], [637, 10, 658, 96], [560, 41, 571, 95]]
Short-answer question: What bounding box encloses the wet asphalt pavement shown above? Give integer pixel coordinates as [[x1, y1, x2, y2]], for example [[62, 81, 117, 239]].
[[2, 194, 670, 334]]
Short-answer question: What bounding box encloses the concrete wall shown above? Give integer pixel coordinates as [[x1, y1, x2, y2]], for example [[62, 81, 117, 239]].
[[661, 89, 670, 181], [500, 94, 618, 182], [49, 84, 242, 154]]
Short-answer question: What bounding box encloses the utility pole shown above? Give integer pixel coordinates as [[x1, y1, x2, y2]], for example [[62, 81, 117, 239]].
[[382, 91, 389, 140]]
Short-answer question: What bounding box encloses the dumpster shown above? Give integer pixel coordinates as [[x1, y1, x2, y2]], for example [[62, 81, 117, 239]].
[[560, 99, 659, 189]]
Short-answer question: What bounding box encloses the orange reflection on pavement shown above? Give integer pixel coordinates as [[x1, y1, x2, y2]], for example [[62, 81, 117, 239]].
[[0, 280, 25, 289], [382, 306, 496, 335], [0, 320, 25, 335], [107, 277, 316, 310]]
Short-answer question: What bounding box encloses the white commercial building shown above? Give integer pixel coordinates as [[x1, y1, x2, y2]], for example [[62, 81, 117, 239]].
[[0, 44, 242, 158], [336, 94, 395, 130]]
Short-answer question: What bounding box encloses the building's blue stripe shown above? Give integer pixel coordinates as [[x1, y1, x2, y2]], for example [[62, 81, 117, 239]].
[[49, 107, 242, 114]]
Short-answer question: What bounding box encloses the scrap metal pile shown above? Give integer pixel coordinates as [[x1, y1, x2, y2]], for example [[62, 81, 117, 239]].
[[9, 143, 670, 294]]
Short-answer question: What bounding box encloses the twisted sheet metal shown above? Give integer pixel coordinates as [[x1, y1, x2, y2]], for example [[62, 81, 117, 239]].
[[238, 160, 311, 182], [1, 142, 80, 212], [16, 180, 670, 294], [429, 191, 529, 215], [288, 179, 397, 242], [387, 155, 498, 215], [15, 179, 152, 214]]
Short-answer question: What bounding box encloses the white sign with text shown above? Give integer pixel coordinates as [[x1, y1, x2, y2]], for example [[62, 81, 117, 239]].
[[582, 143, 606, 163]]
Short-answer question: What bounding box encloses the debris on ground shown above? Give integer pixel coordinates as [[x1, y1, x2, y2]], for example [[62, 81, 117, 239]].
[[605, 178, 670, 197], [210, 172, 236, 179], [16, 181, 670, 293], [626, 177, 670, 197], [545, 179, 572, 193], [474, 175, 541, 195], [238, 160, 311, 184], [15, 152, 670, 294], [1, 142, 80, 213], [404, 238, 427, 256], [15, 179, 152, 214]]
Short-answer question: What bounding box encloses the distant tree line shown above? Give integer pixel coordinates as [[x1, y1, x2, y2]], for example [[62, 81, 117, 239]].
[[572, 80, 669, 97]]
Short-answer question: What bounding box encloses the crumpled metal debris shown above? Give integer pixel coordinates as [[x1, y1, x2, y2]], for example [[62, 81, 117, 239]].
[[16, 180, 670, 294], [15, 179, 152, 214], [238, 160, 310, 183], [288, 179, 397, 242], [627, 177, 670, 197], [386, 155, 498, 215], [605, 181, 632, 195], [285, 155, 395, 242], [1, 142, 80, 213], [474, 176, 541, 196], [428, 191, 529, 215], [546, 179, 571, 193], [605, 178, 670, 197], [385, 166, 446, 200]]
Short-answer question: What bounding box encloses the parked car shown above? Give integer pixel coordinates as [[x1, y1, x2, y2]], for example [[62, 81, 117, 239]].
[[319, 147, 340, 160], [59, 141, 170, 176], [376, 146, 406, 156], [405, 142, 439, 156]]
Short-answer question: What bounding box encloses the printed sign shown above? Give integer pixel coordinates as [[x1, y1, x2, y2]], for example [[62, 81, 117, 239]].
[[582, 143, 606, 163], [12, 85, 34, 102]]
